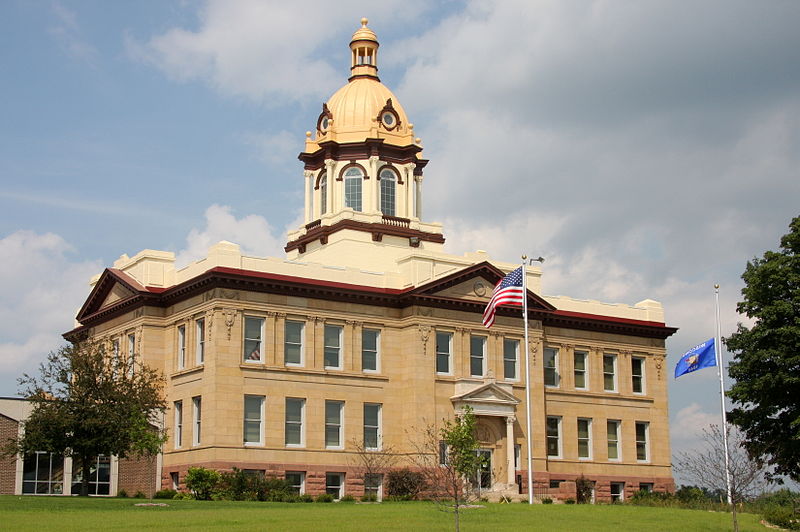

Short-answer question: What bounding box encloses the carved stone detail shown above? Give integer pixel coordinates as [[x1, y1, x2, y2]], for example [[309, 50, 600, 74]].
[[205, 309, 215, 341], [528, 339, 541, 365], [418, 325, 431, 354], [221, 289, 239, 300], [654, 355, 665, 380], [223, 309, 237, 340], [135, 325, 143, 355]]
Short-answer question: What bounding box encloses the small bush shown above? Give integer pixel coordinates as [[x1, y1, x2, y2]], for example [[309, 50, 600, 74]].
[[117, 489, 128, 498], [316, 493, 335, 503], [576, 475, 593, 504], [298, 494, 314, 503], [340, 494, 356, 503], [565, 498, 576, 505], [385, 469, 424, 500], [762, 504, 800, 530], [361, 493, 378, 502], [172, 491, 194, 500], [154, 489, 177, 500], [185, 467, 222, 501], [134, 491, 146, 499], [281, 493, 299, 503], [629, 489, 675, 507], [541, 497, 553, 504], [213, 468, 293, 501]]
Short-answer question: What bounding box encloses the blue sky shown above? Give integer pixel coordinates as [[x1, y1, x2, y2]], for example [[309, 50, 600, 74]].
[[1, 0, 799, 474]]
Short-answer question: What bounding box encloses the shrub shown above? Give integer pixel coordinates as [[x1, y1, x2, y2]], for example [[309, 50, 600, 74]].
[[315, 493, 335, 503], [576, 475, 593, 504], [361, 493, 378, 502], [281, 493, 299, 503], [214, 468, 294, 501], [134, 491, 146, 499], [762, 504, 800, 530], [565, 498, 576, 505], [385, 469, 424, 500], [117, 489, 128, 498], [172, 491, 193, 500], [340, 494, 356, 503], [629, 489, 675, 507], [185, 467, 222, 501], [154, 489, 177, 500], [753, 489, 800, 509], [298, 494, 314, 503], [541, 497, 553, 504]]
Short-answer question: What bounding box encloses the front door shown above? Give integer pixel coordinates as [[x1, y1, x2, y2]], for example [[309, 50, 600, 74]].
[[476, 449, 492, 490]]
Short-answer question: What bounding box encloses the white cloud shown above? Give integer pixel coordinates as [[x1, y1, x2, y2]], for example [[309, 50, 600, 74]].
[[670, 403, 720, 453], [48, 1, 99, 65], [176, 204, 284, 267], [244, 130, 299, 166], [0, 231, 101, 393]]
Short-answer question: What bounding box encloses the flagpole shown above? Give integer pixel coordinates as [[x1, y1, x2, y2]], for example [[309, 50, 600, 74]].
[[522, 255, 533, 504], [715, 284, 733, 505]]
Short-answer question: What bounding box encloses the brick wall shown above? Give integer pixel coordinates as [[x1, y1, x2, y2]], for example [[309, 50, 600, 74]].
[[117, 455, 158, 497], [0, 415, 18, 494]]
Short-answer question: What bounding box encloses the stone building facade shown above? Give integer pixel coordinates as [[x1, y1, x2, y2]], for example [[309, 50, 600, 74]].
[[5, 20, 676, 501]]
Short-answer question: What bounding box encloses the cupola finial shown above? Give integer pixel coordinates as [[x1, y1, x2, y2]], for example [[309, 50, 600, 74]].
[[349, 18, 379, 81]]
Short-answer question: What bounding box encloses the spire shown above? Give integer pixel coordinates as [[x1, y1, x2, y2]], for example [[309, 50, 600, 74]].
[[349, 18, 379, 81]]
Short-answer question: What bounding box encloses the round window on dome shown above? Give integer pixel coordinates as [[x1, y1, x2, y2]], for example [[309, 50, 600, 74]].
[[381, 112, 396, 128], [321, 117, 329, 130]]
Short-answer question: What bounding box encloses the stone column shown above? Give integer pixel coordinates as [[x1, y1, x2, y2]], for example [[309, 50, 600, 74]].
[[303, 170, 313, 223], [325, 159, 335, 215], [415, 175, 423, 219], [506, 416, 516, 485]]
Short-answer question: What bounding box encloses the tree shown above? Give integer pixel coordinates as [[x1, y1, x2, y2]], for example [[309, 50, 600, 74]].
[[725, 216, 800, 482], [408, 406, 483, 532], [10, 340, 167, 496], [673, 424, 769, 503], [348, 437, 398, 500]]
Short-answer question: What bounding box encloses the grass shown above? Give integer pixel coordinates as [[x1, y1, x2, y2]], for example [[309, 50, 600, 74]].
[[0, 496, 769, 531]]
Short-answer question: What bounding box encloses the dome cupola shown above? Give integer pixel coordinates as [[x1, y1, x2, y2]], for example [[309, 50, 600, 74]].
[[350, 17, 379, 81]]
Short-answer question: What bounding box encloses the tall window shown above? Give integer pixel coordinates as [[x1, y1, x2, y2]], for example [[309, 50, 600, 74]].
[[603, 354, 617, 392], [546, 416, 561, 458], [344, 167, 363, 212], [244, 316, 264, 363], [362, 329, 379, 372], [577, 418, 592, 459], [286, 471, 305, 494], [71, 455, 110, 496], [22, 452, 64, 494], [174, 401, 183, 449], [326, 473, 344, 499], [574, 350, 588, 389], [364, 474, 382, 500], [192, 396, 202, 446], [364, 403, 381, 450], [324, 325, 342, 369], [284, 320, 304, 366], [244, 395, 264, 445], [631, 357, 645, 394], [607, 420, 620, 460], [319, 172, 328, 215], [379, 168, 396, 216], [470, 336, 485, 377], [610, 482, 625, 502], [196, 318, 205, 365], [112, 338, 120, 371], [325, 400, 343, 448], [635, 422, 649, 461], [544, 347, 559, 387], [503, 339, 519, 380], [177, 325, 186, 370], [285, 398, 305, 446], [127, 333, 136, 376], [436, 332, 452, 374]]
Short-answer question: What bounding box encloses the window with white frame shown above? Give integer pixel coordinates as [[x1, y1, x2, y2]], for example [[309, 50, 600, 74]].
[[470, 335, 485, 377], [319, 172, 327, 215], [577, 418, 592, 459], [603, 354, 617, 392], [610, 481, 625, 502], [635, 421, 649, 461], [244, 395, 264, 445], [364, 403, 381, 450], [284, 320, 304, 366], [325, 400, 343, 448], [243, 316, 264, 363], [379, 168, 396, 216], [177, 325, 186, 370], [435, 332, 452, 374], [285, 398, 305, 446], [344, 167, 363, 211], [514, 444, 521, 470], [170, 472, 179, 491], [362, 328, 379, 372], [639, 482, 654, 492], [192, 396, 202, 446], [546, 416, 561, 458], [326, 472, 344, 499], [503, 339, 519, 380], [607, 420, 621, 460], [574, 350, 588, 390], [286, 471, 305, 494], [71, 455, 111, 496], [22, 452, 64, 495], [196, 318, 205, 364], [174, 400, 183, 449], [364, 473, 382, 500], [438, 440, 448, 466], [324, 325, 343, 369], [127, 333, 136, 376], [544, 347, 559, 387], [631, 357, 645, 394]]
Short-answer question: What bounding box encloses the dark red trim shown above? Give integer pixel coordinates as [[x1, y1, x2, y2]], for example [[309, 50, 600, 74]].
[[284, 218, 445, 253]]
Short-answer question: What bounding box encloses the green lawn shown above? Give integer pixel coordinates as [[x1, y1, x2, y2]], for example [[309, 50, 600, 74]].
[[0, 496, 767, 531]]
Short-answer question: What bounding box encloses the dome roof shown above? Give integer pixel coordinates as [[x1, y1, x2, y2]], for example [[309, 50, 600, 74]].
[[351, 17, 377, 44]]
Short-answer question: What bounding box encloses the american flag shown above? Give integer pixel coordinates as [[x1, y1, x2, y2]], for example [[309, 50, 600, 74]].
[[482, 266, 525, 328]]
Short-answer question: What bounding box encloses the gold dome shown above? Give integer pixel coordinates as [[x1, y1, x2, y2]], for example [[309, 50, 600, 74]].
[[351, 17, 377, 44]]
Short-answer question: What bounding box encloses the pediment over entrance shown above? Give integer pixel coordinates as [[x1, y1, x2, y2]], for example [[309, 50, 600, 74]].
[[451, 381, 520, 418]]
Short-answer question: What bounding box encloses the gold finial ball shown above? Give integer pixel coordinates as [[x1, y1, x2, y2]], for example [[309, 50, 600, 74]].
[[409, 123, 414, 130], [415, 137, 421, 144], [305, 131, 311, 138], [714, 284, 720, 289], [361, 17, 368, 27]]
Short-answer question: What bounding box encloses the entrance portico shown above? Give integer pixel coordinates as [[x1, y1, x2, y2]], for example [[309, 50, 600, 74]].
[[451, 377, 521, 490]]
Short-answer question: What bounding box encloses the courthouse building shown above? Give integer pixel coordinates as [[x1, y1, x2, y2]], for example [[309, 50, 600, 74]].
[[1, 19, 676, 500]]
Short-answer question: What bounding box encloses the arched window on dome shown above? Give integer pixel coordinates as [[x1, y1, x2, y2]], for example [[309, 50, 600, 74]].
[[343, 167, 363, 212], [379, 167, 397, 217], [318, 172, 328, 216]]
